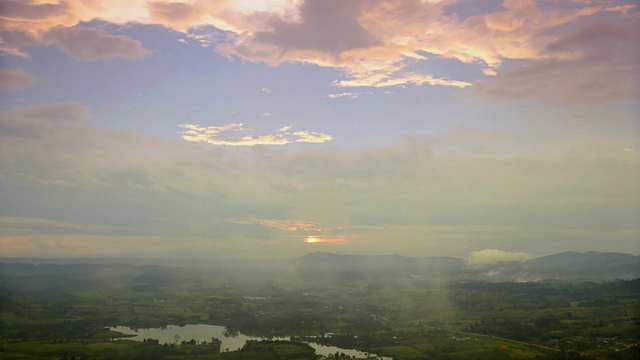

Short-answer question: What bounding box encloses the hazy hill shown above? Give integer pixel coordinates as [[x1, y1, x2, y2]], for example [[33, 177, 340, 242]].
[[295, 251, 640, 283], [1, 251, 638, 285]]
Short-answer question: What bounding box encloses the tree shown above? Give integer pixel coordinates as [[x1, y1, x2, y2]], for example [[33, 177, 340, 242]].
[[211, 337, 222, 352]]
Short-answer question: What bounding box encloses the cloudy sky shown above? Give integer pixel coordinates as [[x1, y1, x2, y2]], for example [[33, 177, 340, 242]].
[[0, 0, 638, 259]]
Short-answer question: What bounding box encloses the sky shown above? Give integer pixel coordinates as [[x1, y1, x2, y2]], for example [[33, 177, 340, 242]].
[[0, 0, 638, 260]]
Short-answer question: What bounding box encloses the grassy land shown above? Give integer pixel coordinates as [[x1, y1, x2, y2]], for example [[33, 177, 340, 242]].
[[1, 262, 638, 359]]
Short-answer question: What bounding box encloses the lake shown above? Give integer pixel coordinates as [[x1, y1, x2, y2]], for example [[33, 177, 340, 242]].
[[111, 324, 390, 359]]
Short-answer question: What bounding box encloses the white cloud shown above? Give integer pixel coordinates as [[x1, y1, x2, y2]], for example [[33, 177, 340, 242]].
[[178, 123, 333, 146], [293, 130, 333, 143], [326, 92, 362, 99], [178, 123, 289, 146]]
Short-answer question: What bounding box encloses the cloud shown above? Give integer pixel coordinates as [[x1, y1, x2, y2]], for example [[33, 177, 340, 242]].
[[3, 102, 87, 123], [1, 0, 636, 95], [470, 20, 640, 105], [178, 123, 333, 146], [42, 25, 149, 60], [293, 130, 333, 143], [0, 102, 88, 136], [253, 0, 379, 55], [228, 218, 330, 233], [147, 1, 202, 25], [0, 28, 42, 57], [0, 68, 36, 90], [466, 249, 536, 265], [1, 102, 639, 257], [0, 47, 29, 57], [216, 0, 635, 91], [0, 0, 69, 20], [0, 28, 42, 47], [326, 92, 362, 99], [334, 71, 472, 88], [261, 87, 272, 94], [0, 216, 124, 235], [178, 123, 290, 146]]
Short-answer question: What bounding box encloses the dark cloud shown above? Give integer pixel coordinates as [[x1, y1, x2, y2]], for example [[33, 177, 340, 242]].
[[254, 0, 379, 54], [43, 25, 149, 61], [470, 20, 640, 105]]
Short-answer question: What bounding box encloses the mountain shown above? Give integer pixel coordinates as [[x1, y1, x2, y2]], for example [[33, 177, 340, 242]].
[[520, 251, 640, 281], [2, 251, 638, 284], [297, 251, 640, 283]]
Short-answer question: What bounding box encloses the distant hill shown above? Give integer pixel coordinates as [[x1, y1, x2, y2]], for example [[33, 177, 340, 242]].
[[1, 251, 638, 283], [520, 251, 640, 281], [297, 251, 640, 283]]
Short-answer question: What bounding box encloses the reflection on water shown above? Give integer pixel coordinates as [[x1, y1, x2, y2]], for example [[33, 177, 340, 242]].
[[110, 324, 389, 358]]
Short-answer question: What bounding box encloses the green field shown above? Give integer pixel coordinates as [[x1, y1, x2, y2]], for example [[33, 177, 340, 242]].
[[1, 262, 639, 359]]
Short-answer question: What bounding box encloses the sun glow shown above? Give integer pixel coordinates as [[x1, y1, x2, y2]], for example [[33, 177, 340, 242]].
[[305, 236, 318, 243], [303, 236, 347, 244]]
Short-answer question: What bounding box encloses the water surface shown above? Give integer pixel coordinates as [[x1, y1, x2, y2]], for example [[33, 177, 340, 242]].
[[111, 324, 390, 358]]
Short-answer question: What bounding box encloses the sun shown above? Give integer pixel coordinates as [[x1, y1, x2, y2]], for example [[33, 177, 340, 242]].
[[305, 236, 318, 243]]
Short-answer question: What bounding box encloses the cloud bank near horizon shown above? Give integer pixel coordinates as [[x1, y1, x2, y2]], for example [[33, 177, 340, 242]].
[[0, 101, 637, 258]]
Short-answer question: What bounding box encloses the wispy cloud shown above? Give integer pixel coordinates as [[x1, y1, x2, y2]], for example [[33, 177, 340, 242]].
[[0, 217, 126, 235], [228, 218, 330, 233], [334, 72, 472, 88], [230, 218, 350, 245], [0, 68, 36, 90], [326, 92, 364, 99]]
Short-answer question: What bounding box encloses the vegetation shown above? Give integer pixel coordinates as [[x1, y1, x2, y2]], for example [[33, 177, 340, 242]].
[[0, 261, 638, 359]]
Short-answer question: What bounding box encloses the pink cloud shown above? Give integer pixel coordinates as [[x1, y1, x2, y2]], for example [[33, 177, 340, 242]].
[[0, 0, 636, 94], [470, 20, 640, 105]]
